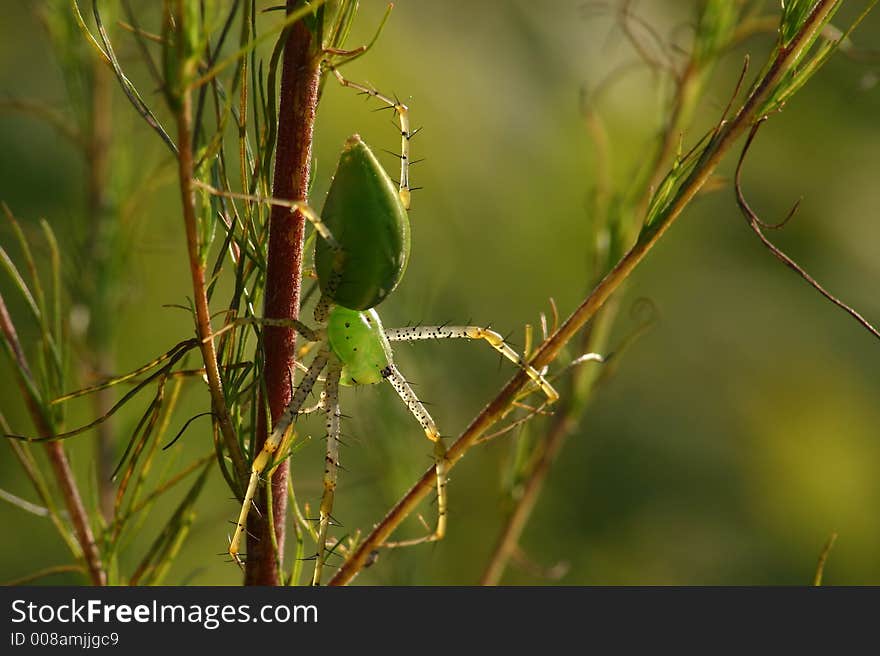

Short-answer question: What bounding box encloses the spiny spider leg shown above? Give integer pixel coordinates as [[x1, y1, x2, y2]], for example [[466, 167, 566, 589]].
[[211, 315, 330, 384], [190, 181, 345, 325], [384, 325, 559, 403], [286, 202, 345, 323], [380, 364, 448, 548], [191, 182, 345, 276], [312, 361, 343, 586], [212, 315, 324, 343], [298, 397, 327, 416], [228, 349, 330, 567], [324, 65, 413, 210]]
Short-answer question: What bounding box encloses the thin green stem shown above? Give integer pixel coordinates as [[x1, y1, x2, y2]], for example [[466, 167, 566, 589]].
[[814, 532, 838, 585], [0, 293, 106, 586], [0, 414, 78, 556], [173, 21, 248, 485], [3, 564, 86, 586]]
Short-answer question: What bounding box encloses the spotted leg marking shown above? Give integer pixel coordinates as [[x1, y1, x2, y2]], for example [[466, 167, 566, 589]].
[[384, 325, 559, 403], [380, 364, 448, 548], [326, 66, 413, 210], [312, 361, 342, 586], [228, 349, 330, 566]]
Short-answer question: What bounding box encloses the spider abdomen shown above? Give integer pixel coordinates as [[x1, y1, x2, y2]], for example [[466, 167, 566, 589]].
[[326, 306, 394, 386], [315, 134, 411, 311]]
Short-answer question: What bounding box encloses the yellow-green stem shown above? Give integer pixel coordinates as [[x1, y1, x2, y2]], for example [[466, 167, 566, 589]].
[[174, 58, 247, 484]]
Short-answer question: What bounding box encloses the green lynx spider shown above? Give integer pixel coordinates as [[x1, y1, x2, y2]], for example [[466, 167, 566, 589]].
[[224, 68, 559, 585]]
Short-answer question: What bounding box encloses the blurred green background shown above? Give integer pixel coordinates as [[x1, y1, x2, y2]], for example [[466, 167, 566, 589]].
[[1, 1, 879, 585]]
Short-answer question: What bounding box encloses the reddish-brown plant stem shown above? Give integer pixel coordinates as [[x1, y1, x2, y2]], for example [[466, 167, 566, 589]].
[[328, 0, 840, 586], [0, 294, 106, 586], [43, 447, 103, 584], [245, 10, 320, 586]]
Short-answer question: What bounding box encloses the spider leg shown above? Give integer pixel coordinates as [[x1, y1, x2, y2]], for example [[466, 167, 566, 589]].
[[324, 65, 413, 210], [192, 184, 345, 324], [380, 364, 448, 548], [228, 349, 330, 567], [211, 315, 323, 343], [384, 325, 559, 402], [312, 360, 343, 585]]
